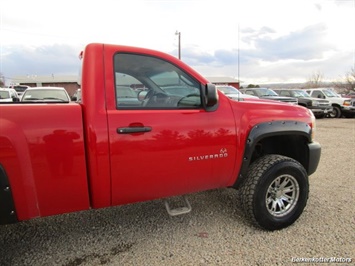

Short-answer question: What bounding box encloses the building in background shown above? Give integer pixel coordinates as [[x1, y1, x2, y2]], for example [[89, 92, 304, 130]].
[[207, 76, 240, 89], [11, 75, 80, 96]]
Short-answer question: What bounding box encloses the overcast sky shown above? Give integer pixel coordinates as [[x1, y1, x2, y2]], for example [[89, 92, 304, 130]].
[[1, 0, 354, 85]]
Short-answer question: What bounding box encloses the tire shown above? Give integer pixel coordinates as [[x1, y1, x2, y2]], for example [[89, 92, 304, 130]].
[[240, 154, 309, 231], [329, 106, 341, 118], [315, 114, 325, 119]]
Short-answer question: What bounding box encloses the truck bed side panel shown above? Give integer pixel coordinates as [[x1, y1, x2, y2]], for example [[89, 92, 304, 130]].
[[0, 104, 90, 221]]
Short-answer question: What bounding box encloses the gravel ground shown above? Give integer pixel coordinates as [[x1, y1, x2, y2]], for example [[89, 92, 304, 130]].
[[1, 118, 354, 266]]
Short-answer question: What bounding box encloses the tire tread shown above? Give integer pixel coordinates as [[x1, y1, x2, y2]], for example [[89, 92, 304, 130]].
[[240, 154, 308, 230]]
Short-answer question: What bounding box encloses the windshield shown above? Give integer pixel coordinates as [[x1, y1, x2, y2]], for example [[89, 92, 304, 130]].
[[12, 86, 28, 93], [217, 86, 241, 95], [22, 89, 69, 102], [256, 88, 278, 96], [323, 89, 339, 98], [293, 90, 311, 97]]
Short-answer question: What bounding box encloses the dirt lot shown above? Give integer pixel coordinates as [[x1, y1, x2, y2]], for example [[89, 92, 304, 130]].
[[0, 118, 354, 266]]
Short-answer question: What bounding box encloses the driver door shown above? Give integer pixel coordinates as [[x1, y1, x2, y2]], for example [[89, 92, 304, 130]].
[[107, 53, 237, 205]]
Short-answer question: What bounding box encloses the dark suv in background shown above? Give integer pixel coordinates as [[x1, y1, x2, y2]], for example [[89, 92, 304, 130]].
[[273, 89, 332, 118]]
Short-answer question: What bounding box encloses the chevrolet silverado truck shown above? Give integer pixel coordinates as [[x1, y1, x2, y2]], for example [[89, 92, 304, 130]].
[[0, 43, 321, 231]]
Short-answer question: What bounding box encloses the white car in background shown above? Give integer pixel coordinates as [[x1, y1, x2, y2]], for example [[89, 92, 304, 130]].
[[216, 85, 258, 100], [21, 87, 71, 103], [0, 88, 20, 102]]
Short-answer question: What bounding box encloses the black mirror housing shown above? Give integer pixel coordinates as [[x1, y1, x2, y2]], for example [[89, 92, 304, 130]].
[[203, 83, 218, 111]]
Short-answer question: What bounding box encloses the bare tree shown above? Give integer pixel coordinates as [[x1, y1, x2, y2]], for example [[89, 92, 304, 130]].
[[344, 67, 355, 93], [0, 73, 5, 87], [305, 71, 324, 88], [332, 67, 355, 94], [246, 84, 260, 88]]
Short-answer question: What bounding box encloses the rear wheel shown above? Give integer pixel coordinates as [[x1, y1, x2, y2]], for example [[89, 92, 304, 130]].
[[240, 154, 309, 231]]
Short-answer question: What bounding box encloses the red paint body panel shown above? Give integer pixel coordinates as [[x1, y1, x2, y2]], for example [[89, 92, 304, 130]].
[[0, 104, 89, 221], [107, 103, 237, 205], [226, 99, 314, 182]]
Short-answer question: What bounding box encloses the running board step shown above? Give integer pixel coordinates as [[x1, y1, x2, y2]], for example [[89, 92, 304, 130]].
[[164, 196, 192, 216]]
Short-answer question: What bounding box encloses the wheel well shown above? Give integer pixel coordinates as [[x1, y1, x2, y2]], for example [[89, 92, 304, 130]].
[[250, 135, 309, 169], [234, 134, 309, 189], [233, 120, 312, 189], [0, 164, 18, 225]]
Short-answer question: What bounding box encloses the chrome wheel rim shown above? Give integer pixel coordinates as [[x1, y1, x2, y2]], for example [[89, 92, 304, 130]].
[[329, 110, 336, 118], [265, 174, 300, 217]]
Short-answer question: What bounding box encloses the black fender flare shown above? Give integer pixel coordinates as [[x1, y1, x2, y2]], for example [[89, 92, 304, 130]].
[[234, 120, 312, 188], [0, 165, 18, 225]]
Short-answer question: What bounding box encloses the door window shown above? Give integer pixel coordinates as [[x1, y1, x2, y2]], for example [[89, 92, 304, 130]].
[[245, 90, 256, 96], [114, 53, 201, 109], [280, 91, 291, 97], [311, 91, 323, 98]]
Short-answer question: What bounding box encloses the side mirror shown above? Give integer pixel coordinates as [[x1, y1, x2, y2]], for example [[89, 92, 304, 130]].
[[203, 83, 218, 111], [137, 90, 148, 101], [12, 97, 20, 102]]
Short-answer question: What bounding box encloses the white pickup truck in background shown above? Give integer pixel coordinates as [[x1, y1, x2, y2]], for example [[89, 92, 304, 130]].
[[306, 88, 355, 118]]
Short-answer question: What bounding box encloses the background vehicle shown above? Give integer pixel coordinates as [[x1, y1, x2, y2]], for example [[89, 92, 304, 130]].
[[216, 85, 258, 100], [21, 87, 71, 102], [0, 88, 20, 102], [306, 88, 355, 118], [0, 43, 321, 231], [7, 85, 30, 98], [71, 88, 81, 102], [349, 98, 355, 118], [341, 91, 355, 98], [273, 89, 332, 118], [240, 88, 298, 104], [116, 86, 141, 107]]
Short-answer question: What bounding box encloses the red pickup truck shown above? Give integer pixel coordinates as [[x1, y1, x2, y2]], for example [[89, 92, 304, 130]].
[[0, 43, 321, 230]]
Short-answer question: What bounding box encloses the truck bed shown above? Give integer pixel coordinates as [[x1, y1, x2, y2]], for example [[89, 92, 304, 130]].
[[0, 103, 90, 221]]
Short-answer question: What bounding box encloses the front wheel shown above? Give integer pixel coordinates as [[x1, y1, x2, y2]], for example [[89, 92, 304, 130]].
[[240, 154, 309, 231], [329, 106, 341, 118]]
